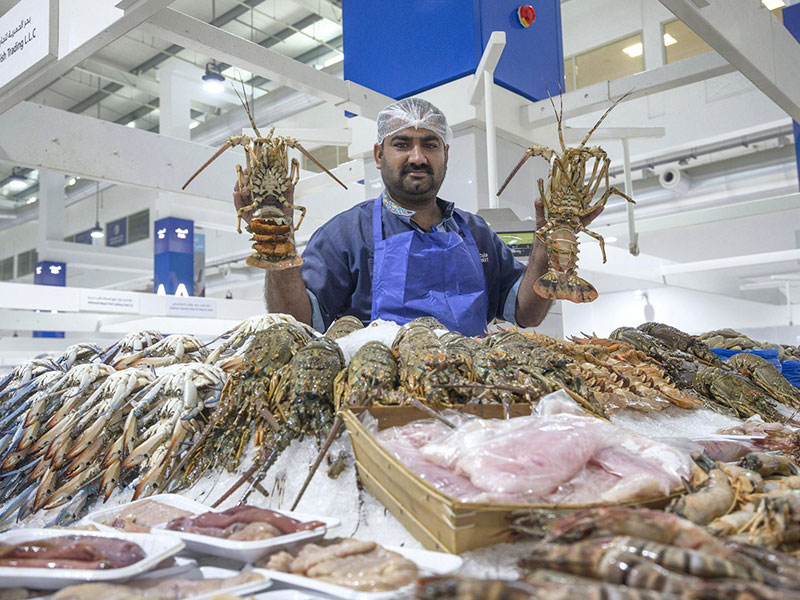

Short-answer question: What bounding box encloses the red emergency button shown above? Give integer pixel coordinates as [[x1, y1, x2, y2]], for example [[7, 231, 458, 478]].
[[517, 5, 536, 27]]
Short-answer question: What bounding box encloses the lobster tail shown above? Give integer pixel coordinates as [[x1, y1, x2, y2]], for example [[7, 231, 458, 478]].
[[534, 269, 598, 303]]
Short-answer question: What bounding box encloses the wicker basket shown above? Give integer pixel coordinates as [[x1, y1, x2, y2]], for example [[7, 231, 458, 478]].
[[343, 405, 676, 554]]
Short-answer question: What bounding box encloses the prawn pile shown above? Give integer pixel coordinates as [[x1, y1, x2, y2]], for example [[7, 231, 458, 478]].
[[462, 505, 800, 599]]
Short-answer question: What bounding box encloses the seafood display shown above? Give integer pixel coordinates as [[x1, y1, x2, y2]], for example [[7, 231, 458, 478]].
[[496, 93, 634, 303], [165, 505, 324, 540], [4, 315, 800, 600], [376, 399, 693, 504], [0, 535, 145, 569], [182, 85, 347, 269], [260, 537, 419, 592]]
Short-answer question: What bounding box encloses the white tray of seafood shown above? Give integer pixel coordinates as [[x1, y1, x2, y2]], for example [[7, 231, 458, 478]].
[[257, 541, 462, 600], [86, 493, 339, 563], [84, 494, 212, 532], [0, 529, 185, 589]]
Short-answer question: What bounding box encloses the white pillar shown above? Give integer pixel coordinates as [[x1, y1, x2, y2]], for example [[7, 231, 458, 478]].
[[158, 62, 194, 140], [641, 0, 665, 72], [37, 170, 65, 261]]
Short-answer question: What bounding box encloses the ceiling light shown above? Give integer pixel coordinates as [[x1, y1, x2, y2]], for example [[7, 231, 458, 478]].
[[622, 42, 643, 58], [67, 177, 77, 186], [26, 196, 37, 204], [90, 182, 104, 239], [605, 236, 618, 243], [663, 33, 677, 47], [5, 180, 27, 192], [126, 121, 136, 128], [762, 0, 785, 9], [189, 120, 200, 129], [202, 61, 225, 94], [323, 54, 344, 68]]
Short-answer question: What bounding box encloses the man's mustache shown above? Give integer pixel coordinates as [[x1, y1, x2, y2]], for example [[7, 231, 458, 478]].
[[402, 164, 433, 174]]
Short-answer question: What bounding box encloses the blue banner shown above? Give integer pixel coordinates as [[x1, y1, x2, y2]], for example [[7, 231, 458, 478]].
[[34, 261, 66, 338], [106, 217, 127, 247], [154, 217, 194, 296], [785, 4, 800, 190]]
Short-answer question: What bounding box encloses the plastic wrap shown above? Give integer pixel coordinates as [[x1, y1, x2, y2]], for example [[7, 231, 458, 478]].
[[375, 98, 453, 145], [376, 392, 694, 504]]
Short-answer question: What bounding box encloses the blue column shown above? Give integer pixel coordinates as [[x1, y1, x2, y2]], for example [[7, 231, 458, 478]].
[[154, 217, 194, 296], [33, 261, 66, 338], [342, 1, 563, 102], [784, 4, 800, 188]]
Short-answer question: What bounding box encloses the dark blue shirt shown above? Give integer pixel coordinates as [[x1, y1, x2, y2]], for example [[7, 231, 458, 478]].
[[300, 196, 525, 332]]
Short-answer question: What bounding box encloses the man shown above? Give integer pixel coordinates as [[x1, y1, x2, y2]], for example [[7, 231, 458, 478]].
[[235, 97, 600, 335]]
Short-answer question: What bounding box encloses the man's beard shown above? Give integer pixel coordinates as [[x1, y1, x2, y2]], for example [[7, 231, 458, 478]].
[[382, 163, 445, 203]]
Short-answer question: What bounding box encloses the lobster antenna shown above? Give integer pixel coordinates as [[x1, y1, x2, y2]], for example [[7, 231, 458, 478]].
[[496, 151, 533, 196], [580, 88, 635, 147], [232, 73, 261, 138], [543, 81, 566, 152]]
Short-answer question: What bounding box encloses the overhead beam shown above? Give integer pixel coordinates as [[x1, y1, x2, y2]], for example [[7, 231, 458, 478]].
[[658, 0, 800, 121], [288, 0, 342, 24], [0, 102, 240, 202], [524, 52, 733, 128], [600, 192, 800, 236], [661, 248, 800, 275], [142, 8, 392, 118], [0, 0, 177, 115]]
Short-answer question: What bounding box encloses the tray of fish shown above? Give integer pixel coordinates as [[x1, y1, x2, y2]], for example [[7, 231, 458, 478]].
[[0, 529, 185, 589], [255, 539, 462, 600]]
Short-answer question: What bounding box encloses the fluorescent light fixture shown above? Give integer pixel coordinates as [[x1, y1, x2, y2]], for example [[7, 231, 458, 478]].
[[189, 120, 201, 129], [323, 54, 344, 68], [202, 61, 225, 94], [762, 0, 785, 9], [90, 221, 104, 239], [26, 196, 37, 204], [5, 180, 27, 192], [663, 33, 677, 46], [622, 42, 643, 57]]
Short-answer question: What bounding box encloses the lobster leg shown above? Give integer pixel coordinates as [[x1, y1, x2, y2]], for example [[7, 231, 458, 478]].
[[290, 142, 348, 189], [579, 225, 607, 263]]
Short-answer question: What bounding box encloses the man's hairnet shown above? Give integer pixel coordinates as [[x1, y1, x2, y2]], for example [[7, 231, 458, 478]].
[[376, 98, 453, 146]]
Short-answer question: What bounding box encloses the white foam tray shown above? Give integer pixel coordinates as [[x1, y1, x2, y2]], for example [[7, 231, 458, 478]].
[[86, 494, 340, 563], [84, 493, 212, 531], [0, 528, 185, 589], [256, 546, 462, 600]]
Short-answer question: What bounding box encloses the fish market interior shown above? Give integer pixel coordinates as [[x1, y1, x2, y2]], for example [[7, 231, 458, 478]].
[[1, 0, 800, 598]]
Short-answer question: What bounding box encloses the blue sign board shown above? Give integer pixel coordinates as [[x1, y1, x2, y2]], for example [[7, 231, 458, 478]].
[[154, 217, 194, 296], [33, 261, 66, 286], [33, 261, 66, 338], [343, 0, 563, 102], [106, 217, 127, 248]]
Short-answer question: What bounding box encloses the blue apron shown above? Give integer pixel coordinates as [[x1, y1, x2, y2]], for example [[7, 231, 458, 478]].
[[370, 196, 490, 336]]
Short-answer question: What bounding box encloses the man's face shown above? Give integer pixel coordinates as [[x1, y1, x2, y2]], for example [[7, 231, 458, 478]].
[[374, 127, 448, 203]]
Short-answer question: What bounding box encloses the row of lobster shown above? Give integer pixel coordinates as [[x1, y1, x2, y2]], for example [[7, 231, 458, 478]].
[[0, 315, 799, 529]]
